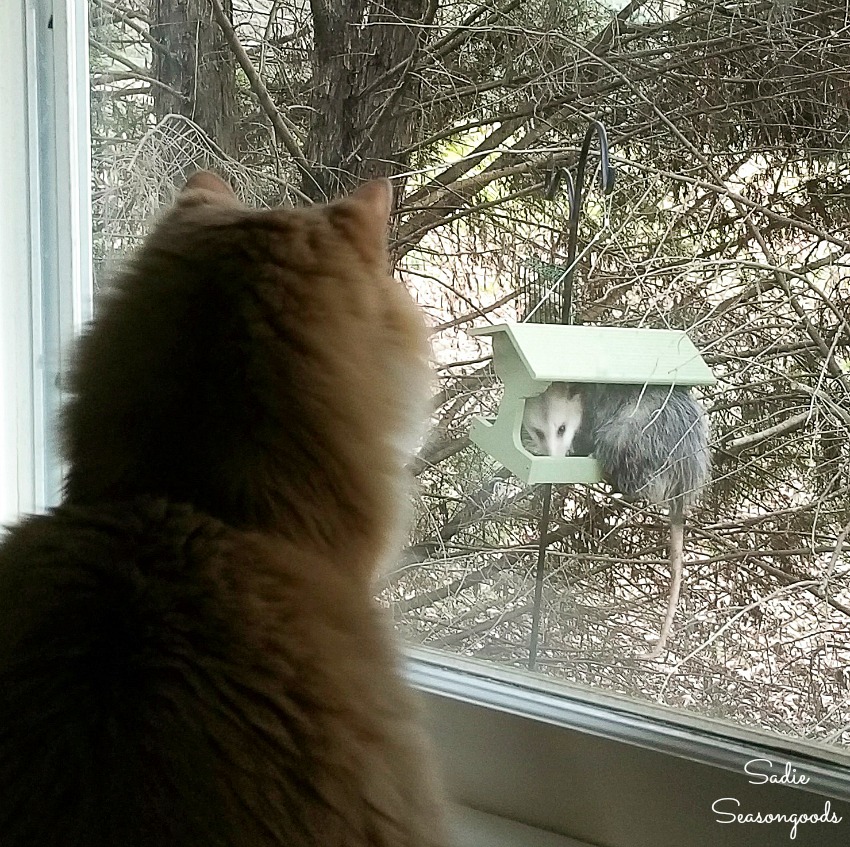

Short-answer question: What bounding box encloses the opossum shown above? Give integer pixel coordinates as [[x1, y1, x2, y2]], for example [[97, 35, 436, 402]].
[[522, 382, 710, 659]]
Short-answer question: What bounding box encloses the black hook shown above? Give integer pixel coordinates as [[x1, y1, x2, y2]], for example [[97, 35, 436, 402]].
[[543, 164, 560, 200], [561, 120, 616, 325]]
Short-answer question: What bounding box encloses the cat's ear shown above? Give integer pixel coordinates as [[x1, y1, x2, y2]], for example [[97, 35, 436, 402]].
[[178, 171, 240, 208], [330, 179, 394, 254], [348, 178, 394, 223], [184, 171, 235, 196]]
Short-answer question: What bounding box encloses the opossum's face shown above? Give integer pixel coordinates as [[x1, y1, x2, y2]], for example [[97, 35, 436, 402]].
[[521, 383, 583, 457]]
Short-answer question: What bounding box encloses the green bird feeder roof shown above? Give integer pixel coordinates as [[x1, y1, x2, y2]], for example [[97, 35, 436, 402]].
[[469, 323, 716, 386]]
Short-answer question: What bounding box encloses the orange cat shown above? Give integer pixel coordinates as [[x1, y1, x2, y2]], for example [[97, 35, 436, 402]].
[[0, 173, 446, 846]]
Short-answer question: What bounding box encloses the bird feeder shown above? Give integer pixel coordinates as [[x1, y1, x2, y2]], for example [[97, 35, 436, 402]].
[[469, 322, 716, 485]]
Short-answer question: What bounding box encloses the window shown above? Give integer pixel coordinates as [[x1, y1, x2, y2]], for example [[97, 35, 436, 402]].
[[0, 0, 91, 525], [5, 0, 850, 843]]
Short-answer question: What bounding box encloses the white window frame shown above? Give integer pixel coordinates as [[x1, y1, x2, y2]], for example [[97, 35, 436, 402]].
[[1, 3, 848, 845], [0, 0, 92, 526]]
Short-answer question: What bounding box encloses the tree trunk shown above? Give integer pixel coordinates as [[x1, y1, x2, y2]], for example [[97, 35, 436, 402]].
[[150, 0, 238, 156], [304, 0, 434, 202]]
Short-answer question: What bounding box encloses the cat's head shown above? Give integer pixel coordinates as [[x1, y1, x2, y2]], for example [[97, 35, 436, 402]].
[[62, 173, 432, 541]]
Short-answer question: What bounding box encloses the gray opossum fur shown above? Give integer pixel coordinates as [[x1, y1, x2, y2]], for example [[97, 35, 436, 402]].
[[581, 383, 710, 516]]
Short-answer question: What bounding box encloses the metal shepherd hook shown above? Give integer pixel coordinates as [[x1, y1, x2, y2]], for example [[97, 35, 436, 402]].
[[528, 120, 616, 671]]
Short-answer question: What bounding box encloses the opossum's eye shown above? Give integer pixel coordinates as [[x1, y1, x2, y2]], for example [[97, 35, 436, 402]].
[[557, 424, 566, 436]]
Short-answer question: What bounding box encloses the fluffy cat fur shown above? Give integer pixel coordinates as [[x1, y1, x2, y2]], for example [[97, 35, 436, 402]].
[[0, 173, 446, 846]]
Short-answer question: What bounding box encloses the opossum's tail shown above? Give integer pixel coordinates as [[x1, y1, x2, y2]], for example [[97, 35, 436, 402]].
[[585, 386, 707, 659], [641, 507, 685, 660]]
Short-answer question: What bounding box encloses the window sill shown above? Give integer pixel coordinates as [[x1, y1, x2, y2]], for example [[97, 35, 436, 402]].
[[408, 648, 850, 847], [449, 804, 592, 847]]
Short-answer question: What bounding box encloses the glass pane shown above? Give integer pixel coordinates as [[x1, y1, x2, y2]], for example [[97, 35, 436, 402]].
[[89, 0, 850, 752]]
